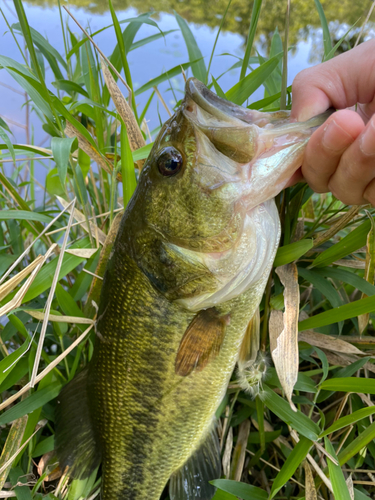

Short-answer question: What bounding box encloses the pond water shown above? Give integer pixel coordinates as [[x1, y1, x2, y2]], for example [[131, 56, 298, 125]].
[[0, 0, 374, 159]]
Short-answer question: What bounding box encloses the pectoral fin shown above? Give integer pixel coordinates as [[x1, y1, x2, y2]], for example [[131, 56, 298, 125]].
[[169, 427, 221, 500], [175, 307, 229, 376]]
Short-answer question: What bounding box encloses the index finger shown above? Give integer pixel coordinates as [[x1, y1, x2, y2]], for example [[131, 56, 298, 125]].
[[291, 39, 375, 122]]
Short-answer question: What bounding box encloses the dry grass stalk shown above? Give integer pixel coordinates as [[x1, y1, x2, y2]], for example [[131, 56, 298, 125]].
[[304, 461, 317, 500], [222, 426, 233, 478], [312, 205, 361, 249], [100, 58, 145, 168], [56, 195, 106, 245], [45, 207, 123, 236], [30, 201, 76, 387], [0, 324, 93, 412], [0, 420, 46, 476], [0, 244, 57, 318], [153, 86, 172, 117], [270, 263, 300, 411], [64, 122, 114, 178], [24, 310, 94, 324], [0, 200, 76, 286], [0, 415, 28, 488], [65, 249, 98, 258], [229, 419, 250, 481], [0, 255, 43, 301]]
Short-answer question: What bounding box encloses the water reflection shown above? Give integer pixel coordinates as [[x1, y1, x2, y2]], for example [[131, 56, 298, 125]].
[[25, 0, 375, 50]]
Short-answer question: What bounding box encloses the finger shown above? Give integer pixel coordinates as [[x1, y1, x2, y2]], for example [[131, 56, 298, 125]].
[[291, 39, 375, 121], [327, 115, 375, 205], [301, 110, 364, 193]]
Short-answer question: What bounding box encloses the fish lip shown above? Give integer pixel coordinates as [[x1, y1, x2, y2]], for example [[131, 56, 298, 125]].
[[185, 77, 252, 123]]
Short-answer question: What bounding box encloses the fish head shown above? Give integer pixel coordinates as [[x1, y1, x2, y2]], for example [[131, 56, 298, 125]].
[[129, 78, 330, 310]]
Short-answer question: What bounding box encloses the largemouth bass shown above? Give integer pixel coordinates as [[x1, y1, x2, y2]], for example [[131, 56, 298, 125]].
[[56, 78, 330, 500]]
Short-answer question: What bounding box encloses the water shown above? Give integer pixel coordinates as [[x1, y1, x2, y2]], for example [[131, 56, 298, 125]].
[[0, 0, 373, 157]]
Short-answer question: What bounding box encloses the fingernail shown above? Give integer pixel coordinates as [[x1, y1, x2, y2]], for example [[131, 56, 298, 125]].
[[360, 119, 375, 156], [322, 120, 354, 152]]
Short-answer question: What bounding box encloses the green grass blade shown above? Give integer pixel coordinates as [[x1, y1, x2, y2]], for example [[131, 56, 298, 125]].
[[132, 143, 153, 162], [226, 53, 282, 105], [206, 0, 232, 83], [129, 30, 177, 53], [320, 407, 375, 438], [261, 385, 320, 441], [0, 381, 62, 426], [314, 0, 332, 59], [174, 11, 207, 83], [315, 267, 375, 297], [0, 127, 15, 163], [210, 479, 267, 500], [324, 21, 359, 61], [0, 340, 28, 386], [211, 76, 227, 99], [0, 210, 52, 223], [240, 0, 262, 80], [321, 378, 375, 394], [298, 294, 375, 331], [338, 420, 375, 466], [325, 437, 352, 500], [270, 436, 312, 498], [273, 239, 313, 267], [312, 218, 371, 268], [134, 60, 201, 96], [51, 137, 77, 185]]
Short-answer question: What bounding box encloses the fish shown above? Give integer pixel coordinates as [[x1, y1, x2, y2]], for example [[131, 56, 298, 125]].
[[55, 78, 330, 500]]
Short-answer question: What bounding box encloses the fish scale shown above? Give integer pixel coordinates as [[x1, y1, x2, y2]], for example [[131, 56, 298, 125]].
[[55, 78, 331, 500]]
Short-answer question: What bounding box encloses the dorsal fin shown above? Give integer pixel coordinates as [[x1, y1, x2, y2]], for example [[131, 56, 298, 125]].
[[175, 308, 229, 377], [169, 426, 221, 500]]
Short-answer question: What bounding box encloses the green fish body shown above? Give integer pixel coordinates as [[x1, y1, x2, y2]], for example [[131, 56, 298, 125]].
[[56, 79, 330, 500]]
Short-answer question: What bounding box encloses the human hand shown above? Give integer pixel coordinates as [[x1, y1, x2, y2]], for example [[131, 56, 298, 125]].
[[288, 39, 375, 205]]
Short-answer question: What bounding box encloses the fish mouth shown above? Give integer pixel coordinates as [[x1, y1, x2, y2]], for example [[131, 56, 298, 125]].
[[182, 77, 333, 209]]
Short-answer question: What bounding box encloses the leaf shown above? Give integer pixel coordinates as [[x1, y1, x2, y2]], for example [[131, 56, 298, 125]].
[[320, 406, 375, 438], [321, 378, 375, 394], [270, 264, 300, 410], [314, 0, 333, 59], [174, 11, 207, 83], [211, 75, 227, 99], [210, 479, 268, 500], [0, 210, 52, 223], [338, 420, 375, 466], [325, 438, 352, 500], [298, 295, 375, 332], [0, 127, 15, 163], [270, 436, 312, 498], [260, 385, 320, 441], [312, 218, 371, 268], [134, 60, 199, 96], [0, 339, 29, 387], [0, 381, 62, 426], [240, 0, 263, 80], [132, 143, 153, 162], [51, 136, 77, 186], [226, 53, 282, 105]]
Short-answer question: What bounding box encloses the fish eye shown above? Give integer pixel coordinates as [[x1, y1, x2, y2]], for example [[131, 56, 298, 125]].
[[156, 147, 183, 177]]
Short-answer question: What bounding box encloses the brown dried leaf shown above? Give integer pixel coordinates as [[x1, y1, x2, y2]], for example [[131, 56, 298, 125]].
[[100, 59, 145, 162], [299, 330, 364, 356], [65, 248, 98, 258], [270, 263, 300, 411], [304, 461, 317, 500], [229, 419, 250, 481], [64, 122, 114, 177]]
